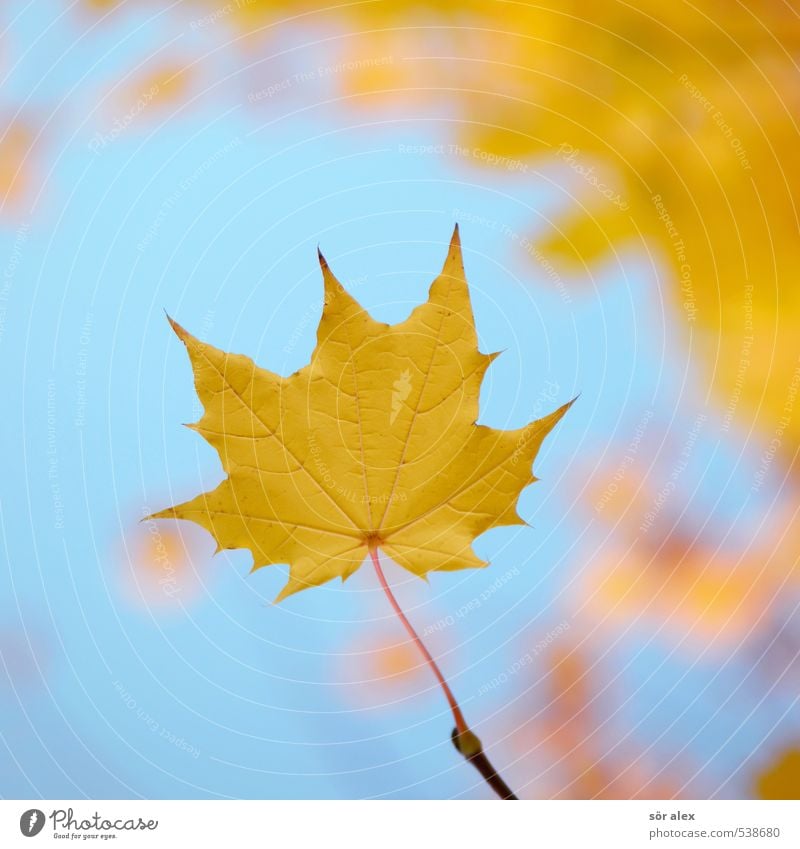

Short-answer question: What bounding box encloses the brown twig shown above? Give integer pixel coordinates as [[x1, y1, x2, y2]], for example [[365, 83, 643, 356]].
[[450, 728, 519, 800]]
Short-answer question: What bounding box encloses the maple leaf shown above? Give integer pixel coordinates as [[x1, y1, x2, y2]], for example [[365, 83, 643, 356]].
[[153, 227, 571, 601]]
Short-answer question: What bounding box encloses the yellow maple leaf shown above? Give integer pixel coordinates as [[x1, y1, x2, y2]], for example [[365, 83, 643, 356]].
[[153, 227, 570, 601]]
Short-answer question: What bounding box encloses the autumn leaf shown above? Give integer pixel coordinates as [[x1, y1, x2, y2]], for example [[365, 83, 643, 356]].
[[152, 227, 571, 601]]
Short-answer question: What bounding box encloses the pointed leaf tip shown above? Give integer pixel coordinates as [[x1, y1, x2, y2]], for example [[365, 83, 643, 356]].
[[440, 224, 465, 277], [317, 246, 341, 298], [449, 223, 462, 252], [166, 314, 190, 343], [144, 506, 174, 523], [274, 578, 303, 603]]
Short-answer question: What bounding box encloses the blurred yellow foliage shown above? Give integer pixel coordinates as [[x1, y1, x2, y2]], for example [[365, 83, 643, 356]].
[[337, 632, 425, 689], [756, 747, 800, 799], [582, 458, 800, 648], [175, 0, 800, 465], [116, 63, 194, 117], [520, 644, 683, 798], [0, 121, 36, 215], [584, 536, 772, 647], [119, 519, 203, 610]]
